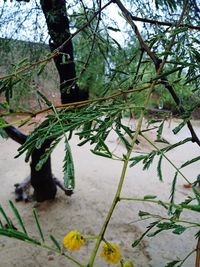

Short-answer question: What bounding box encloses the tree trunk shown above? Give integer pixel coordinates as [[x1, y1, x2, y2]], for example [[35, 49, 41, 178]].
[[40, 0, 88, 104], [30, 140, 57, 202], [4, 126, 57, 202], [5, 0, 88, 202]]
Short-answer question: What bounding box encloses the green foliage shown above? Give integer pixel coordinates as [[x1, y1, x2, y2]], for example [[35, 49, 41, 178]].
[[165, 260, 181, 267], [154, 0, 177, 11], [63, 138, 75, 190], [0, 202, 41, 245], [9, 200, 27, 234], [0, 201, 72, 263], [32, 208, 45, 242], [0, 38, 58, 110], [0, 0, 200, 266], [132, 220, 159, 247]]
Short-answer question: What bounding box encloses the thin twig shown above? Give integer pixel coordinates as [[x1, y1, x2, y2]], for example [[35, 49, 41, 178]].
[[130, 15, 200, 30], [0, 85, 150, 121]]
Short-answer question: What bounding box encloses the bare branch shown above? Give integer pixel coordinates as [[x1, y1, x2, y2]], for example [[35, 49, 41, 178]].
[[130, 15, 200, 31]]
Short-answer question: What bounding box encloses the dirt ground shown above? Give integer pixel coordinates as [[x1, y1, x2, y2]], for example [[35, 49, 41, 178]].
[[0, 118, 200, 267]]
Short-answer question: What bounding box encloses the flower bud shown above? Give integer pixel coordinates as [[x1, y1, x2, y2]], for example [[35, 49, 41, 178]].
[[118, 259, 134, 267]]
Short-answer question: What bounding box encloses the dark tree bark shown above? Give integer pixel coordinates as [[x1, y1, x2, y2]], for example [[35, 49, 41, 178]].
[[4, 126, 57, 202], [30, 140, 57, 202], [4, 126, 27, 145], [40, 0, 88, 104], [5, 0, 88, 202]]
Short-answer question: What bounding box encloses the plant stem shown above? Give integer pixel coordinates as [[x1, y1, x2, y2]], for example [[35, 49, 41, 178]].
[[40, 243, 86, 267], [178, 249, 196, 266], [140, 133, 191, 184], [87, 73, 159, 267], [10, 239, 86, 267], [120, 197, 200, 216], [87, 1, 189, 263]]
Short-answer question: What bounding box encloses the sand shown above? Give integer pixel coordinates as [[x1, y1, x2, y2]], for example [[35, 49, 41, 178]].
[[0, 118, 200, 267]]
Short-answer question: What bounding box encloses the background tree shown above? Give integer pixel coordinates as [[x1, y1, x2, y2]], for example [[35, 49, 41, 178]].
[[1, 0, 90, 201]]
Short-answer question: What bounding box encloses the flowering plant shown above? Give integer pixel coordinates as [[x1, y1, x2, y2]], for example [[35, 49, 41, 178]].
[[0, 1, 200, 267]]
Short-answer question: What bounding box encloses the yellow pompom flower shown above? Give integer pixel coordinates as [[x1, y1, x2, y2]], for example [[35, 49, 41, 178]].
[[100, 242, 122, 264], [63, 230, 85, 251]]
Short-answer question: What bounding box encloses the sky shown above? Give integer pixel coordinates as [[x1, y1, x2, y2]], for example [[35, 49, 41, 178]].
[[0, 0, 141, 46]]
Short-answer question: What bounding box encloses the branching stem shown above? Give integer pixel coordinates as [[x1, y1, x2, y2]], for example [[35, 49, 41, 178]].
[[120, 197, 200, 217], [140, 133, 191, 184], [87, 1, 190, 265]]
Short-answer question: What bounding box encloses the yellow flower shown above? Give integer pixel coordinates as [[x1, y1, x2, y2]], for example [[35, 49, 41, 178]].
[[63, 230, 85, 251], [100, 242, 122, 264]]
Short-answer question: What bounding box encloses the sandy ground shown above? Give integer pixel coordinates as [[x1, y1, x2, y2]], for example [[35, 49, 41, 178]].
[[0, 118, 200, 267]]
